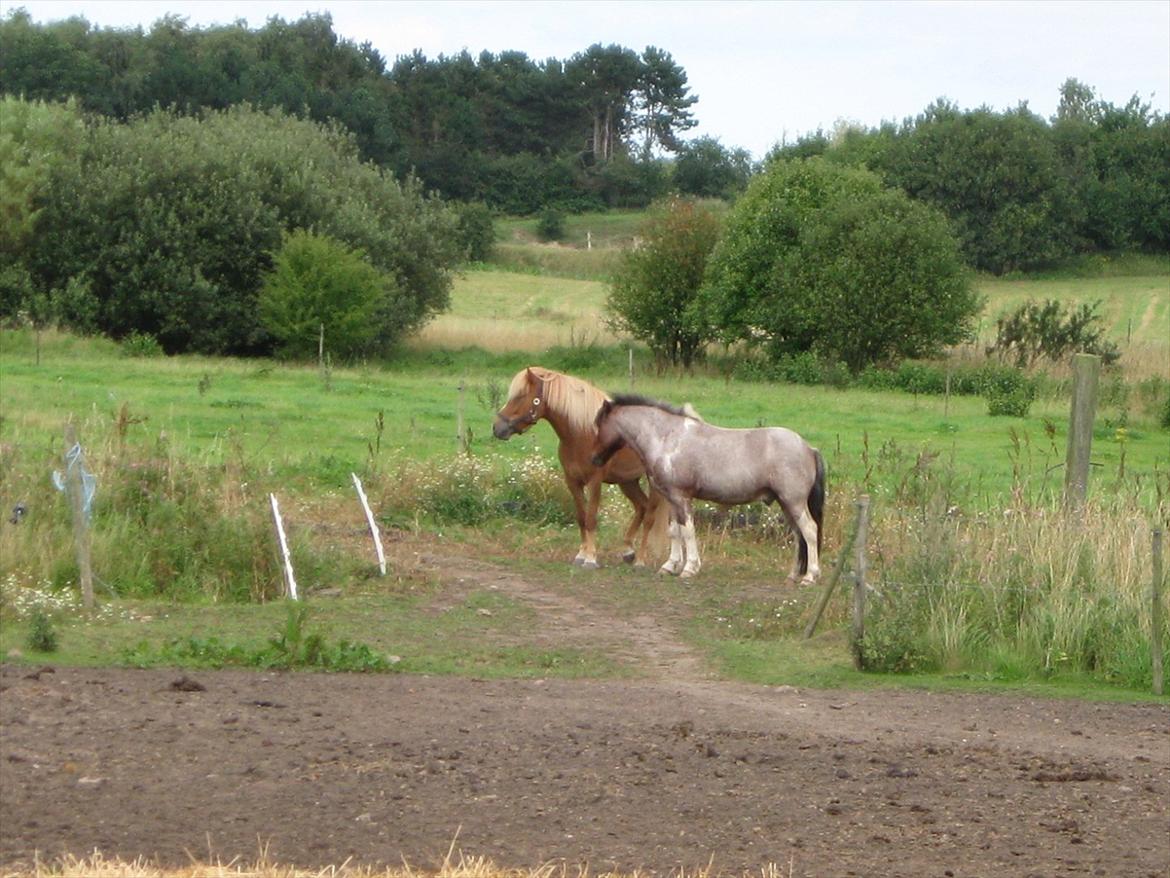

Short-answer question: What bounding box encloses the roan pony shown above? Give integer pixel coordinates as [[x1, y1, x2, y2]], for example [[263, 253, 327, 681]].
[[493, 367, 665, 568], [592, 394, 825, 582]]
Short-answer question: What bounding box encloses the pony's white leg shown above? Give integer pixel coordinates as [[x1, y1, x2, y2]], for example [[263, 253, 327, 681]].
[[569, 478, 601, 569], [659, 519, 684, 575], [680, 511, 702, 578], [794, 508, 820, 583]]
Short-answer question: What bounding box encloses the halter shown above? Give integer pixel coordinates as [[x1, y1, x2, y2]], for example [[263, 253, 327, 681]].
[[499, 373, 547, 434]]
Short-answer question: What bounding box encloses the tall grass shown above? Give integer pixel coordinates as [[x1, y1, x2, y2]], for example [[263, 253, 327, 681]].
[[0, 405, 362, 604], [860, 473, 1166, 689], [2, 303, 1167, 690], [486, 242, 623, 281]]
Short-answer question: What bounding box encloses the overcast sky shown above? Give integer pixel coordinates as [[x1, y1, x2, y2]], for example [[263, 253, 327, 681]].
[[10, 0, 1170, 159]]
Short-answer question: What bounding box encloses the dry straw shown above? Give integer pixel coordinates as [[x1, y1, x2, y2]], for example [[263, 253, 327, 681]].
[[2, 850, 798, 878]]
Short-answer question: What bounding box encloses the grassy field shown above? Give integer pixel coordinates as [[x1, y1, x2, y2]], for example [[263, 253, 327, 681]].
[[2, 323, 1164, 492], [1, 254, 1167, 697]]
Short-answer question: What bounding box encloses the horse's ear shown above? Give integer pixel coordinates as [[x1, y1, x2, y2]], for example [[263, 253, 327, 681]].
[[596, 399, 613, 425]]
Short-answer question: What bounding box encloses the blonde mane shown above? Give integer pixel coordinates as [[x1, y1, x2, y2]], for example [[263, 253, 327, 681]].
[[508, 366, 609, 435]]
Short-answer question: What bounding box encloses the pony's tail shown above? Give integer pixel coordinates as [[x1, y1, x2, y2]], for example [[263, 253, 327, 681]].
[[798, 449, 827, 576]]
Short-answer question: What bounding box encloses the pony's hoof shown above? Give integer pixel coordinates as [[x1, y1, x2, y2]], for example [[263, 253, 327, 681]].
[[621, 550, 637, 564], [658, 564, 679, 576], [680, 568, 700, 579], [580, 560, 600, 570]]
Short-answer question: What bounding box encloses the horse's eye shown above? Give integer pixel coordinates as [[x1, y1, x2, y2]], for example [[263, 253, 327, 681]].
[[533, 398, 541, 405]]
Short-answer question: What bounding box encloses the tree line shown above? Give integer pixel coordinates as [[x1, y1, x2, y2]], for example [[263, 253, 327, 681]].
[[770, 83, 1169, 273], [1, 8, 1167, 367], [3, 9, 1166, 273], [0, 9, 709, 212]]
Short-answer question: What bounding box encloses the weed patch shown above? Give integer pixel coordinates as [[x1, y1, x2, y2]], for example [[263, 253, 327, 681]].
[[120, 604, 394, 672]]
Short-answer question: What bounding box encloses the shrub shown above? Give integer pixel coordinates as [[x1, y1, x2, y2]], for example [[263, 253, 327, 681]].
[[698, 158, 978, 371], [536, 208, 566, 242], [987, 298, 1120, 367], [453, 201, 496, 262], [25, 608, 58, 652], [606, 197, 720, 368], [120, 331, 164, 358], [259, 230, 394, 360], [982, 366, 1038, 416], [28, 105, 460, 355]]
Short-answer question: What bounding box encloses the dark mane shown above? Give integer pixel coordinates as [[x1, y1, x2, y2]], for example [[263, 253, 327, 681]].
[[609, 393, 692, 418]]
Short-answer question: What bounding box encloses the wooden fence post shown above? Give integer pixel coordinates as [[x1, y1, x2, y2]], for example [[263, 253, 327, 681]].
[[1064, 353, 1101, 509], [1153, 527, 1164, 697], [804, 496, 865, 639], [352, 473, 387, 577], [456, 380, 468, 454], [269, 493, 298, 600], [850, 495, 870, 669], [62, 423, 94, 610]]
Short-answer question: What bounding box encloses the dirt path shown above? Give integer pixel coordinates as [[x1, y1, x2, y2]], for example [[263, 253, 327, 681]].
[[2, 553, 1168, 877], [414, 550, 712, 680]]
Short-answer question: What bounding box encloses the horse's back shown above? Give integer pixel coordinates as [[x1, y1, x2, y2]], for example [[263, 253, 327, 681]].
[[701, 424, 817, 494]]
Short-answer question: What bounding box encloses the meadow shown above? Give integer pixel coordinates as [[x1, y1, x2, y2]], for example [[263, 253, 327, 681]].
[[0, 234, 1167, 697]]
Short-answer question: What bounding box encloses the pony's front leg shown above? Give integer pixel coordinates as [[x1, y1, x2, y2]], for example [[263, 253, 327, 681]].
[[680, 506, 702, 579], [566, 479, 595, 568], [570, 477, 603, 569], [659, 518, 684, 575]]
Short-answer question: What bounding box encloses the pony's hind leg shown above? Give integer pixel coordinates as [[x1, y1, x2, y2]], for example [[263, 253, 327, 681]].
[[660, 518, 684, 575], [679, 505, 702, 579], [616, 480, 649, 564], [792, 506, 821, 583], [778, 500, 819, 584]]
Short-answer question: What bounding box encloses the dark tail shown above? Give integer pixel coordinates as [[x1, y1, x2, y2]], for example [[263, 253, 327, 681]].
[[798, 449, 827, 576]]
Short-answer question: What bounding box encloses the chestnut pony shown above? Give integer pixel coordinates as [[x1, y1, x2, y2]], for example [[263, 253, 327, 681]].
[[593, 394, 825, 582], [493, 366, 664, 568]]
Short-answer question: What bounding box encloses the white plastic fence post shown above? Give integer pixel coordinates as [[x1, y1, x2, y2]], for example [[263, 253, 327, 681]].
[[269, 493, 298, 600], [352, 473, 387, 576]]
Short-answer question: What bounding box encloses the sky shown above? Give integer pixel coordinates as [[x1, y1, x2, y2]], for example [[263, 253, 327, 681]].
[[8, 0, 1170, 159]]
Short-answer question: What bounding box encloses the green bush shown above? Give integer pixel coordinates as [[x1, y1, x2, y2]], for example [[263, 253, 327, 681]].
[[25, 608, 58, 652], [453, 201, 496, 262], [26, 104, 460, 355], [698, 158, 978, 371], [980, 365, 1037, 416], [536, 208, 566, 242], [988, 298, 1120, 367], [120, 331, 164, 358], [259, 230, 394, 360], [605, 197, 720, 368]]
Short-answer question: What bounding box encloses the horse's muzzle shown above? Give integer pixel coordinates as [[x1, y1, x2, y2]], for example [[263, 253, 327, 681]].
[[492, 418, 514, 440]]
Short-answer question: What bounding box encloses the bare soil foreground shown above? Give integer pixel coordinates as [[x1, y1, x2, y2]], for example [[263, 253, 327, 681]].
[[1, 661, 1167, 878]]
